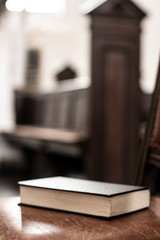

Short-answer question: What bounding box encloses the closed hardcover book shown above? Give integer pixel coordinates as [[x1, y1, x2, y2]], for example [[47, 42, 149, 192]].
[[18, 176, 150, 218]]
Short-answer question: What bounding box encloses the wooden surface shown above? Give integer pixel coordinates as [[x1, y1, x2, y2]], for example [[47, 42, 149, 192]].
[[0, 196, 160, 239]]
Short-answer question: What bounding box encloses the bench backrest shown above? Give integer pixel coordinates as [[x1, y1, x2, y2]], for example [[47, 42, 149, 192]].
[[15, 87, 89, 132]]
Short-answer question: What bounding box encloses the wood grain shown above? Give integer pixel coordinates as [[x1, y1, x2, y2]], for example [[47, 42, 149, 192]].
[[0, 196, 160, 239]]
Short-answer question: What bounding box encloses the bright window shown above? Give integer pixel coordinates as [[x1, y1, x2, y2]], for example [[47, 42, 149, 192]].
[[5, 0, 66, 13]]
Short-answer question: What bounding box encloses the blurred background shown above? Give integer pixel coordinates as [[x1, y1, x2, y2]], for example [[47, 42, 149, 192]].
[[0, 0, 160, 197]]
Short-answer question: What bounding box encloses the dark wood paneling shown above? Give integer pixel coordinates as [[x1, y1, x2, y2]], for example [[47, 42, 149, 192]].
[[15, 88, 89, 132], [87, 0, 145, 184], [103, 49, 129, 182]]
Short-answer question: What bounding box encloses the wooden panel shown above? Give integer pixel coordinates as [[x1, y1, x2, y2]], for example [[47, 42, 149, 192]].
[[67, 89, 89, 131], [88, 39, 140, 184], [14, 88, 89, 131], [103, 49, 129, 182]]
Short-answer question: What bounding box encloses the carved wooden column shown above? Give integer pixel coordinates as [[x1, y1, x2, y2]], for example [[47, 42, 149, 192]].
[[87, 0, 146, 184]]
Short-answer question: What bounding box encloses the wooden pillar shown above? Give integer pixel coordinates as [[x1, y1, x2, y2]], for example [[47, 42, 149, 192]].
[[87, 0, 146, 184]]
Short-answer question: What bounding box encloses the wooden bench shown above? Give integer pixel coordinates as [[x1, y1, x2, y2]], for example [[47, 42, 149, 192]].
[[1, 85, 89, 177]]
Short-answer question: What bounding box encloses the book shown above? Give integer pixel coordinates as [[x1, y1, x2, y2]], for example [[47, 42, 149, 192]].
[[18, 176, 150, 218]]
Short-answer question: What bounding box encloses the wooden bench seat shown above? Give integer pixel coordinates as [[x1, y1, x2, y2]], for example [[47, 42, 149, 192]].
[[2, 125, 89, 156], [3, 125, 88, 144]]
